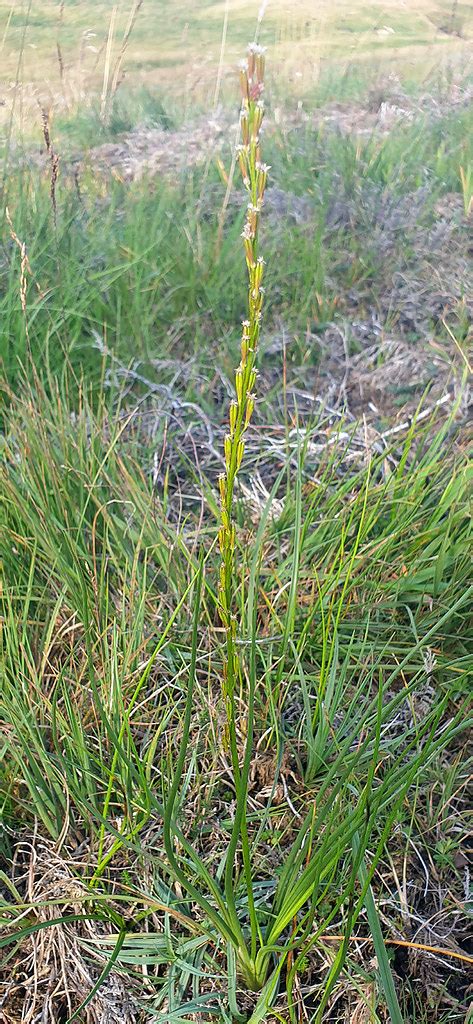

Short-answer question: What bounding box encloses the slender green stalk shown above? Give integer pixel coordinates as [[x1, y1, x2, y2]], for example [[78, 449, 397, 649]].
[[217, 42, 268, 732], [216, 43, 269, 982]]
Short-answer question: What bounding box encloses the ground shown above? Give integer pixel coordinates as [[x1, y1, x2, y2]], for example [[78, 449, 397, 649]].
[[0, 3, 472, 1023]]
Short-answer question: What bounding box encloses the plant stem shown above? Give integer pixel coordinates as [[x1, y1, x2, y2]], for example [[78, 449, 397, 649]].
[[217, 43, 269, 973]]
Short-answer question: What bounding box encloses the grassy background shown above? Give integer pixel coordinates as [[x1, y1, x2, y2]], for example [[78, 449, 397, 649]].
[[1, 0, 472, 133], [2, 98, 472, 390], [1, 3, 472, 1022]]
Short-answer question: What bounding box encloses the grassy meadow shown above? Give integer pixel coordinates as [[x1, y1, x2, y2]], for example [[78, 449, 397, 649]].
[[1, 2, 472, 1022]]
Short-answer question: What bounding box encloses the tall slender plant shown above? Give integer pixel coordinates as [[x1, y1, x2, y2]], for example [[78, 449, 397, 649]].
[[218, 41, 268, 699], [161, 44, 456, 1009], [164, 43, 271, 991], [217, 38, 269, 968]]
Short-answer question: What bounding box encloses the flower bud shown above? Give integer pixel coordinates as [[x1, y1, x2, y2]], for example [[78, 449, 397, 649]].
[[235, 367, 244, 403], [236, 438, 245, 470], [224, 434, 232, 467], [229, 400, 238, 433], [256, 51, 265, 83], [242, 225, 255, 266], [240, 110, 249, 146], [247, 203, 259, 235], [244, 239, 254, 267], [256, 162, 270, 200], [254, 256, 265, 289], [254, 286, 265, 313], [244, 393, 255, 427], [239, 67, 249, 101], [252, 100, 264, 137]]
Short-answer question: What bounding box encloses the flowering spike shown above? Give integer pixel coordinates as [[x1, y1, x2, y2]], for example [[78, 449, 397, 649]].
[[218, 45, 268, 734]]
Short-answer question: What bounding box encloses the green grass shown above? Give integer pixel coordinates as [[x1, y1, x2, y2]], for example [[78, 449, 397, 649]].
[[1, 22, 472, 1024], [1, 363, 471, 1020], [2, 97, 472, 394]]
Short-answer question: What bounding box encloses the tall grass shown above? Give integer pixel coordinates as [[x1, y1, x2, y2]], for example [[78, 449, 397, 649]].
[[2, 362, 471, 1018]]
